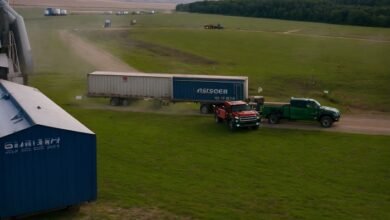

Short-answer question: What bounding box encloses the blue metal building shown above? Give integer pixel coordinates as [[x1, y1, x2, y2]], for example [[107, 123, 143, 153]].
[[0, 80, 97, 218]]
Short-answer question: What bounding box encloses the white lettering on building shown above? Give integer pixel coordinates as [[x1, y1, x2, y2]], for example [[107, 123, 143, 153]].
[[3, 137, 61, 154]]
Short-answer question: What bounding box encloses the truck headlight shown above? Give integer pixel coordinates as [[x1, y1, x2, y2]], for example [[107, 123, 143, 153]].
[[234, 116, 239, 120]]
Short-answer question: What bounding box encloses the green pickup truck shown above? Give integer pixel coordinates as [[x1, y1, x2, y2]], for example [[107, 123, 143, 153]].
[[261, 98, 341, 128]]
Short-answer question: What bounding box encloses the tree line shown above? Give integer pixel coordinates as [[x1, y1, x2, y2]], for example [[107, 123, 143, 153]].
[[176, 0, 390, 27]]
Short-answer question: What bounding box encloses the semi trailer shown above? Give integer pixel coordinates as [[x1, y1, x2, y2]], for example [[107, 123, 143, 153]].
[[87, 71, 249, 114]]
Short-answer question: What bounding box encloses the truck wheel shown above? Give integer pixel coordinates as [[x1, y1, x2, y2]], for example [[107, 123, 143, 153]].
[[252, 125, 259, 130], [110, 97, 120, 106], [268, 114, 280, 124], [215, 115, 223, 123], [320, 116, 333, 128], [228, 120, 235, 131], [200, 104, 210, 114], [121, 99, 129, 106]]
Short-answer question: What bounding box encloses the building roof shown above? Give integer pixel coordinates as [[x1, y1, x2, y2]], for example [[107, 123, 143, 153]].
[[0, 80, 94, 138]]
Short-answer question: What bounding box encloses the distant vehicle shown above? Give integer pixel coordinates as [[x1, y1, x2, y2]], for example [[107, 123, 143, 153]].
[[261, 98, 341, 128], [44, 9, 50, 16], [44, 7, 67, 16], [215, 101, 261, 130], [60, 9, 67, 15], [87, 71, 249, 114], [204, 24, 224, 29], [123, 11, 129, 15], [54, 8, 61, 15], [104, 19, 111, 28]]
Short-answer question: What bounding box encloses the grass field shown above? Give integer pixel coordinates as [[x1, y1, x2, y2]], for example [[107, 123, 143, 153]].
[[57, 110, 390, 220], [14, 8, 390, 219]]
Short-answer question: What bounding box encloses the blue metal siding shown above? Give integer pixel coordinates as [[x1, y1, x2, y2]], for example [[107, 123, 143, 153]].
[[172, 77, 245, 102], [0, 125, 97, 218]]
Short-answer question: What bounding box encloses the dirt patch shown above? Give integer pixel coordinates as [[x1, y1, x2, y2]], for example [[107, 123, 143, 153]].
[[134, 40, 217, 65], [283, 29, 301, 34], [26, 202, 192, 219], [262, 114, 390, 136], [59, 30, 138, 72], [80, 202, 193, 220], [80, 29, 218, 66]]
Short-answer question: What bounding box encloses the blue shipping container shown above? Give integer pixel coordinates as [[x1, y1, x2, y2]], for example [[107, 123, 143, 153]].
[[0, 80, 97, 218], [172, 77, 247, 103]]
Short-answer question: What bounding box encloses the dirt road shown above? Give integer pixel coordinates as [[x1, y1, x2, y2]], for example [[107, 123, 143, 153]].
[[263, 114, 390, 136], [59, 30, 138, 72]]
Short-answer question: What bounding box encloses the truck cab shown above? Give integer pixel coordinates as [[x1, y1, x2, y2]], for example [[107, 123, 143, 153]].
[[262, 98, 341, 128], [215, 101, 261, 130]]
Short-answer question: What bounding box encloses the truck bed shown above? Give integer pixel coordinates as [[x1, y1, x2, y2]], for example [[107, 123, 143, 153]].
[[261, 102, 290, 117], [263, 102, 289, 106]]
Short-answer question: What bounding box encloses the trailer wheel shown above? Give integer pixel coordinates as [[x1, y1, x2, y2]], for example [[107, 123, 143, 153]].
[[200, 104, 210, 114], [122, 98, 129, 106], [268, 114, 280, 124], [320, 116, 333, 128], [110, 97, 120, 106]]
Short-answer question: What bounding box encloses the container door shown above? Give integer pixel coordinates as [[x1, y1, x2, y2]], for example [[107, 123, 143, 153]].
[[234, 83, 243, 100]]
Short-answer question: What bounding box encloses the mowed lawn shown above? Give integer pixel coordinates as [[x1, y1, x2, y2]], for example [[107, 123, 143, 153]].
[[63, 109, 390, 219], [15, 8, 390, 219]]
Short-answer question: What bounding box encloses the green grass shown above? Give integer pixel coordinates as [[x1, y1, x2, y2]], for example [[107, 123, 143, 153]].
[[46, 109, 390, 219], [13, 8, 390, 219]]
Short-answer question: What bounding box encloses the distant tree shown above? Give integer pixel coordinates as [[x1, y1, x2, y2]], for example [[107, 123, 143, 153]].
[[176, 0, 390, 27]]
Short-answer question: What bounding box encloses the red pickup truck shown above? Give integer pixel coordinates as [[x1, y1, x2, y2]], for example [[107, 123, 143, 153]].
[[214, 101, 261, 130]]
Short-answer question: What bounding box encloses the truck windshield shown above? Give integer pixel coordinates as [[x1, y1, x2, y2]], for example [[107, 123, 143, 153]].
[[232, 104, 251, 112]]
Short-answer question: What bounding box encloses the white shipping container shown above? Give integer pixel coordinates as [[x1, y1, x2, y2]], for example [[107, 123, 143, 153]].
[[88, 71, 172, 99], [54, 8, 61, 15], [60, 9, 68, 15]]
